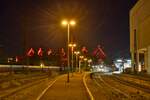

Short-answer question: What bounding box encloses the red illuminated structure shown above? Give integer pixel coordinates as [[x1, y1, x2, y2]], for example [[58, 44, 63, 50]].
[[38, 48, 43, 56], [27, 48, 35, 57], [47, 48, 52, 56], [81, 46, 88, 54], [93, 45, 106, 60]]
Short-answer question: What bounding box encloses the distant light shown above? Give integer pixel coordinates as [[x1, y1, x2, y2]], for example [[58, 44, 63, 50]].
[[69, 43, 76, 47], [84, 58, 87, 61], [88, 59, 92, 63], [73, 44, 76, 47], [8, 58, 13, 63], [117, 59, 122, 62], [113, 71, 121, 74], [138, 63, 141, 72], [100, 65, 103, 68], [127, 59, 131, 62], [74, 51, 80, 55], [40, 63, 44, 67], [79, 56, 84, 59]]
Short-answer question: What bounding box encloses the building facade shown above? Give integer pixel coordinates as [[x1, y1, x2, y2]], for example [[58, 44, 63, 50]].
[[130, 0, 150, 74]]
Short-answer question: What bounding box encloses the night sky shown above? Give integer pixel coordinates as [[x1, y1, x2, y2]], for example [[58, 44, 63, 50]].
[[0, 0, 137, 59]]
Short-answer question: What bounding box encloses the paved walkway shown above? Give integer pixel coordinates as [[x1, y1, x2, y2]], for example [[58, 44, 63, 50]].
[[40, 73, 89, 100]]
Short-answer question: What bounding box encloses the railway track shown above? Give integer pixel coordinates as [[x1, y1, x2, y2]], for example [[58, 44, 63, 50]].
[[0, 76, 49, 99], [92, 73, 130, 99], [94, 73, 150, 100], [0, 73, 60, 99], [111, 75, 150, 94], [2, 72, 149, 100], [117, 74, 150, 82], [0, 73, 47, 83]]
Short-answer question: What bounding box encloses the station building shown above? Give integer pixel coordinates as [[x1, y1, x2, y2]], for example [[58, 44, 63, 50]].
[[130, 0, 150, 74]]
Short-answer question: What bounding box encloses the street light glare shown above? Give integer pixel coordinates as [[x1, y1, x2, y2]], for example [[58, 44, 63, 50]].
[[70, 20, 76, 25], [68, 44, 72, 47], [61, 20, 76, 26], [62, 20, 68, 26], [80, 56, 84, 59], [84, 58, 87, 61], [69, 43, 76, 47], [74, 51, 80, 55], [73, 44, 76, 47]]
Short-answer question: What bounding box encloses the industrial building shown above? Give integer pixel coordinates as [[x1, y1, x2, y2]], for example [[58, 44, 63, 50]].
[[130, 0, 150, 74]]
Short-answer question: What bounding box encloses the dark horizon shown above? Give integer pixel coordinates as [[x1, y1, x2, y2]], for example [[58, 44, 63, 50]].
[[0, 0, 138, 59]]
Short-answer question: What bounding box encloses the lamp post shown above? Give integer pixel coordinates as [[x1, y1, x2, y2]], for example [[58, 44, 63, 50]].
[[69, 43, 76, 74], [84, 58, 87, 71], [88, 59, 92, 71], [61, 20, 76, 83], [79, 56, 84, 73], [74, 51, 80, 72]]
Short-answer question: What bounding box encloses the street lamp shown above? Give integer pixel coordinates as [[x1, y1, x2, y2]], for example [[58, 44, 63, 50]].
[[79, 56, 84, 73], [88, 59, 92, 69], [84, 58, 88, 71], [69, 43, 76, 74], [84, 58, 87, 61], [40, 62, 44, 72], [61, 20, 76, 83], [74, 51, 80, 72]]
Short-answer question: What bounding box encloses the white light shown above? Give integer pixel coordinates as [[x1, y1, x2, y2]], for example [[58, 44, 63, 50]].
[[88, 59, 92, 63], [138, 62, 142, 72], [40, 63, 44, 67], [127, 59, 131, 62], [117, 59, 122, 62]]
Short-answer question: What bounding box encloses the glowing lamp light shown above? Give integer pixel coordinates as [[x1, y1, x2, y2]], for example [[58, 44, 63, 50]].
[[68, 44, 72, 47], [73, 44, 76, 47], [62, 20, 68, 26], [70, 20, 76, 25], [84, 58, 87, 61], [88, 59, 92, 63], [40, 63, 44, 67], [69, 43, 76, 47], [79, 56, 84, 59], [61, 20, 76, 26], [117, 59, 122, 62], [74, 51, 80, 55]]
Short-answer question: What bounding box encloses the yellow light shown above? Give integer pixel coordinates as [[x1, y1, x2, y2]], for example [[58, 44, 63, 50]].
[[73, 44, 76, 47], [69, 43, 76, 47], [84, 58, 87, 61], [74, 51, 80, 55], [70, 20, 76, 25], [61, 20, 76, 26], [69, 44, 72, 47], [62, 20, 68, 26], [88, 59, 92, 63], [80, 56, 84, 59], [40, 63, 44, 67]]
